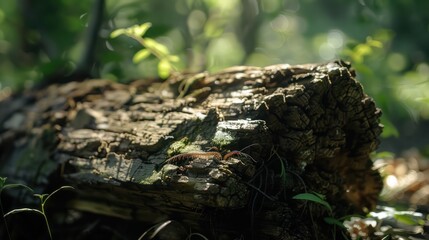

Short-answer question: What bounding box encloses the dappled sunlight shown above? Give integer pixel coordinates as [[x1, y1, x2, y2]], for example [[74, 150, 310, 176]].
[[206, 33, 245, 72], [378, 149, 429, 206], [342, 149, 429, 239], [1, 1, 429, 238]]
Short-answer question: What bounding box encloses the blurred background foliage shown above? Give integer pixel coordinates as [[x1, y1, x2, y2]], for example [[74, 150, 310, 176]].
[[0, 0, 429, 152]]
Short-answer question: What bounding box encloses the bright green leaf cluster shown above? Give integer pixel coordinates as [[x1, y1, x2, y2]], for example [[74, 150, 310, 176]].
[[342, 36, 383, 64], [110, 23, 152, 39], [110, 23, 180, 79]]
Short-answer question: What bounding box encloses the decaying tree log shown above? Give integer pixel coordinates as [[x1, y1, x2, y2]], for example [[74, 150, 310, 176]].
[[0, 61, 383, 239]]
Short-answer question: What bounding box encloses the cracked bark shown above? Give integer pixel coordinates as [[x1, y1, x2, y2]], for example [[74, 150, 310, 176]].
[[0, 61, 383, 239]]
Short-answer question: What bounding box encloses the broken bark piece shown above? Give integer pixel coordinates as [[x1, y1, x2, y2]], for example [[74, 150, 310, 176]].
[[0, 61, 383, 239]]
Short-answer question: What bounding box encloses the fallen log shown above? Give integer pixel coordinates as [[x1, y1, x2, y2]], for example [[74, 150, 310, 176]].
[[0, 61, 383, 239]]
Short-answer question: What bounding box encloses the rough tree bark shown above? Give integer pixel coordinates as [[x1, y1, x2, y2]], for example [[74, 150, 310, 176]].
[[0, 61, 383, 239]]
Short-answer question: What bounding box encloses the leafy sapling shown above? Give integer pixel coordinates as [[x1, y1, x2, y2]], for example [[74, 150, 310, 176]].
[[3, 185, 74, 240], [0, 177, 34, 240], [110, 23, 180, 79]]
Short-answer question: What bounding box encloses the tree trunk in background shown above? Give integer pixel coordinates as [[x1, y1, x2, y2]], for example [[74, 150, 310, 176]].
[[0, 61, 383, 239]]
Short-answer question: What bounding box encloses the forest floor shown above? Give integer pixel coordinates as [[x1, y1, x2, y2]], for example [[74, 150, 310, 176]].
[[344, 148, 429, 239]]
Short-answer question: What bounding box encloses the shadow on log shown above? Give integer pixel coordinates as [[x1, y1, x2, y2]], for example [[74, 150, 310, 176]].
[[0, 61, 383, 239]]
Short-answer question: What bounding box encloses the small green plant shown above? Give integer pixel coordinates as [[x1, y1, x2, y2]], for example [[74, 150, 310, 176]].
[[293, 192, 345, 239], [3, 183, 74, 240], [0, 177, 34, 240], [110, 23, 180, 79]]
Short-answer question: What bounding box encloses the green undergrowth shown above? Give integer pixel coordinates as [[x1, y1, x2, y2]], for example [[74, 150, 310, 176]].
[[0, 177, 74, 240]]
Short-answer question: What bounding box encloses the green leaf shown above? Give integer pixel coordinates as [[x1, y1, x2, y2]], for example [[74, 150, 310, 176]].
[[168, 55, 180, 62], [366, 37, 383, 48], [43, 186, 74, 204], [34, 193, 48, 202], [0, 177, 6, 188], [111, 23, 151, 38], [133, 22, 152, 37], [355, 44, 372, 57], [310, 191, 326, 200], [4, 208, 44, 217], [133, 49, 151, 63], [144, 38, 169, 56], [110, 29, 127, 38], [158, 59, 171, 79], [293, 192, 332, 212], [394, 213, 425, 226], [1, 183, 33, 193]]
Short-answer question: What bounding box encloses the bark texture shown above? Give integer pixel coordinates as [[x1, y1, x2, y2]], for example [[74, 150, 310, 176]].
[[0, 61, 383, 239]]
